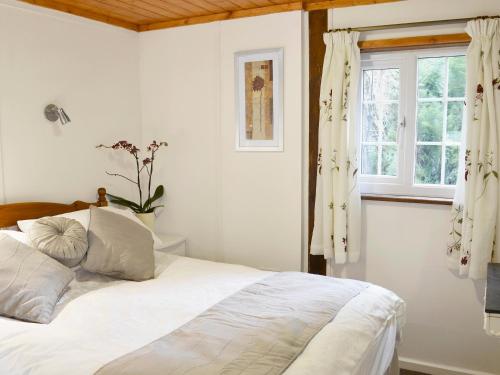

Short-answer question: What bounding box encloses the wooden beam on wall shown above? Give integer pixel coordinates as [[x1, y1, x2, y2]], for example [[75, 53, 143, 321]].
[[359, 33, 471, 51], [308, 9, 327, 276], [304, 0, 402, 11]]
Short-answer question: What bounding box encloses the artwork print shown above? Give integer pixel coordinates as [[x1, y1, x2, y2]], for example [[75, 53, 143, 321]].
[[245, 59, 274, 141], [235, 49, 283, 151]]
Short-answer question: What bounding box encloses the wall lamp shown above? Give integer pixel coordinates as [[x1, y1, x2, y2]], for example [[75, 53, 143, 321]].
[[44, 104, 71, 125]]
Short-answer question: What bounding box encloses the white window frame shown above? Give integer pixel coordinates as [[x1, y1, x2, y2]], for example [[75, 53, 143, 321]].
[[358, 47, 467, 199]]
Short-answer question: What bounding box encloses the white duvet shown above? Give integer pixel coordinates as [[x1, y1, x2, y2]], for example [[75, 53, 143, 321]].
[[0, 253, 405, 375]]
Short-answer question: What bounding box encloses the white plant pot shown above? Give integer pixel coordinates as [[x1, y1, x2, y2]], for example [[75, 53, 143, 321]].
[[135, 212, 155, 232]]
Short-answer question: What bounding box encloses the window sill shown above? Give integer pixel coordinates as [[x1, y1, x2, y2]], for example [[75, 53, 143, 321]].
[[361, 194, 453, 206]]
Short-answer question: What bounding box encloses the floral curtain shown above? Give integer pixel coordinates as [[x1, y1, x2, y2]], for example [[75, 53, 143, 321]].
[[447, 18, 500, 279], [311, 31, 361, 274]]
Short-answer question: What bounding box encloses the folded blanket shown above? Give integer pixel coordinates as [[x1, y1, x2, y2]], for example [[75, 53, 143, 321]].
[[96, 272, 368, 375]]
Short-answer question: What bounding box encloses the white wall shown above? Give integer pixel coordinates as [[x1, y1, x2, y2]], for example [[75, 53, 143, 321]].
[[0, 0, 141, 205], [338, 202, 500, 375], [331, 0, 500, 39], [140, 12, 303, 271], [218, 15, 303, 271], [331, 1, 500, 374], [139, 22, 221, 262]]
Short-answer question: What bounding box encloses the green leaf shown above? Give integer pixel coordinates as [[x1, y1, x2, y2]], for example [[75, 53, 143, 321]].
[[107, 193, 141, 210], [108, 197, 138, 209], [109, 199, 141, 211], [144, 185, 165, 210], [109, 199, 135, 210], [493, 170, 499, 179]]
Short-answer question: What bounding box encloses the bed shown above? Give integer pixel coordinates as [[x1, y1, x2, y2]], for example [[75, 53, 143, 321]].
[[0, 188, 405, 375]]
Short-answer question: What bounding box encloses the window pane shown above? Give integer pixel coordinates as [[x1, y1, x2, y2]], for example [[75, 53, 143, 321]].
[[361, 145, 378, 175], [363, 68, 400, 101], [447, 101, 464, 142], [415, 145, 442, 184], [417, 102, 444, 141], [381, 145, 397, 176], [363, 70, 373, 100], [418, 57, 445, 98], [445, 146, 459, 185], [361, 67, 401, 179], [362, 104, 379, 142], [448, 56, 466, 97], [362, 103, 399, 142], [381, 103, 399, 142]]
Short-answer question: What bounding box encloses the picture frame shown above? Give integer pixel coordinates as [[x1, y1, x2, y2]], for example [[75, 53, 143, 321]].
[[235, 48, 283, 152]]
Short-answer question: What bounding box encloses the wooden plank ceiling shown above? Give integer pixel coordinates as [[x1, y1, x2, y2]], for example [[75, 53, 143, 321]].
[[20, 0, 401, 32]]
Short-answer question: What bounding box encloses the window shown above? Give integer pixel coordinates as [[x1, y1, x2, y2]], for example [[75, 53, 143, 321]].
[[359, 48, 466, 198]]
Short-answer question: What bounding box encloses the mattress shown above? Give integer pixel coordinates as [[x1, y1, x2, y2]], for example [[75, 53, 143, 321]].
[[0, 253, 405, 375]]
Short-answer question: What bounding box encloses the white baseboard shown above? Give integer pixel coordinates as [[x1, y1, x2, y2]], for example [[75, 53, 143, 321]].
[[399, 357, 497, 375]]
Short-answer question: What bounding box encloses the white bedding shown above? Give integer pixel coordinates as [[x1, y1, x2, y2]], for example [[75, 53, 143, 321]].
[[0, 253, 405, 375]]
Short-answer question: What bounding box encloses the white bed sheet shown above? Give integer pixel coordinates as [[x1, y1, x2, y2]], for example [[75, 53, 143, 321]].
[[0, 253, 405, 375]]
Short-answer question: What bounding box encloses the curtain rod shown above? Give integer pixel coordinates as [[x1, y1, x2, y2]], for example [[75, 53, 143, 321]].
[[328, 15, 499, 33]]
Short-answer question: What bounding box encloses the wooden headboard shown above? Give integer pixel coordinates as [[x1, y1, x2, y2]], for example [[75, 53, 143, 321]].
[[0, 188, 108, 228]]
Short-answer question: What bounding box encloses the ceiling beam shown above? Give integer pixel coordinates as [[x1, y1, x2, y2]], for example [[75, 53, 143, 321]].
[[20, 0, 406, 32], [21, 0, 139, 31], [140, 0, 405, 31], [139, 2, 303, 31]]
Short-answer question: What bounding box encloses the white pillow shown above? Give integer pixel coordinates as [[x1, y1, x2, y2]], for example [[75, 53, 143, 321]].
[[18, 209, 90, 233], [101, 206, 163, 250], [18, 207, 163, 250], [0, 230, 30, 245]]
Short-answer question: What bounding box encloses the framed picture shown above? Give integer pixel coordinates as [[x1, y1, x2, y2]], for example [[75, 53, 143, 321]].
[[235, 48, 283, 152]]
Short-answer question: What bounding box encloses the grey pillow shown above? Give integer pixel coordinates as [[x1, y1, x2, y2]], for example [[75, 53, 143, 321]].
[[81, 206, 154, 281], [0, 233, 74, 324], [29, 217, 88, 267]]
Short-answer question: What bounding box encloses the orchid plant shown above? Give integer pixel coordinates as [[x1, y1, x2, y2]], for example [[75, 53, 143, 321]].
[[96, 140, 168, 214]]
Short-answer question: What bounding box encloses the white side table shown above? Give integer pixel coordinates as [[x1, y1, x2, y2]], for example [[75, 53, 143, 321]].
[[485, 314, 500, 336], [157, 233, 187, 256]]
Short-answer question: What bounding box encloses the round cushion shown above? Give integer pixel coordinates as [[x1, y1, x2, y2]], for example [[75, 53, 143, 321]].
[[29, 217, 88, 267]]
